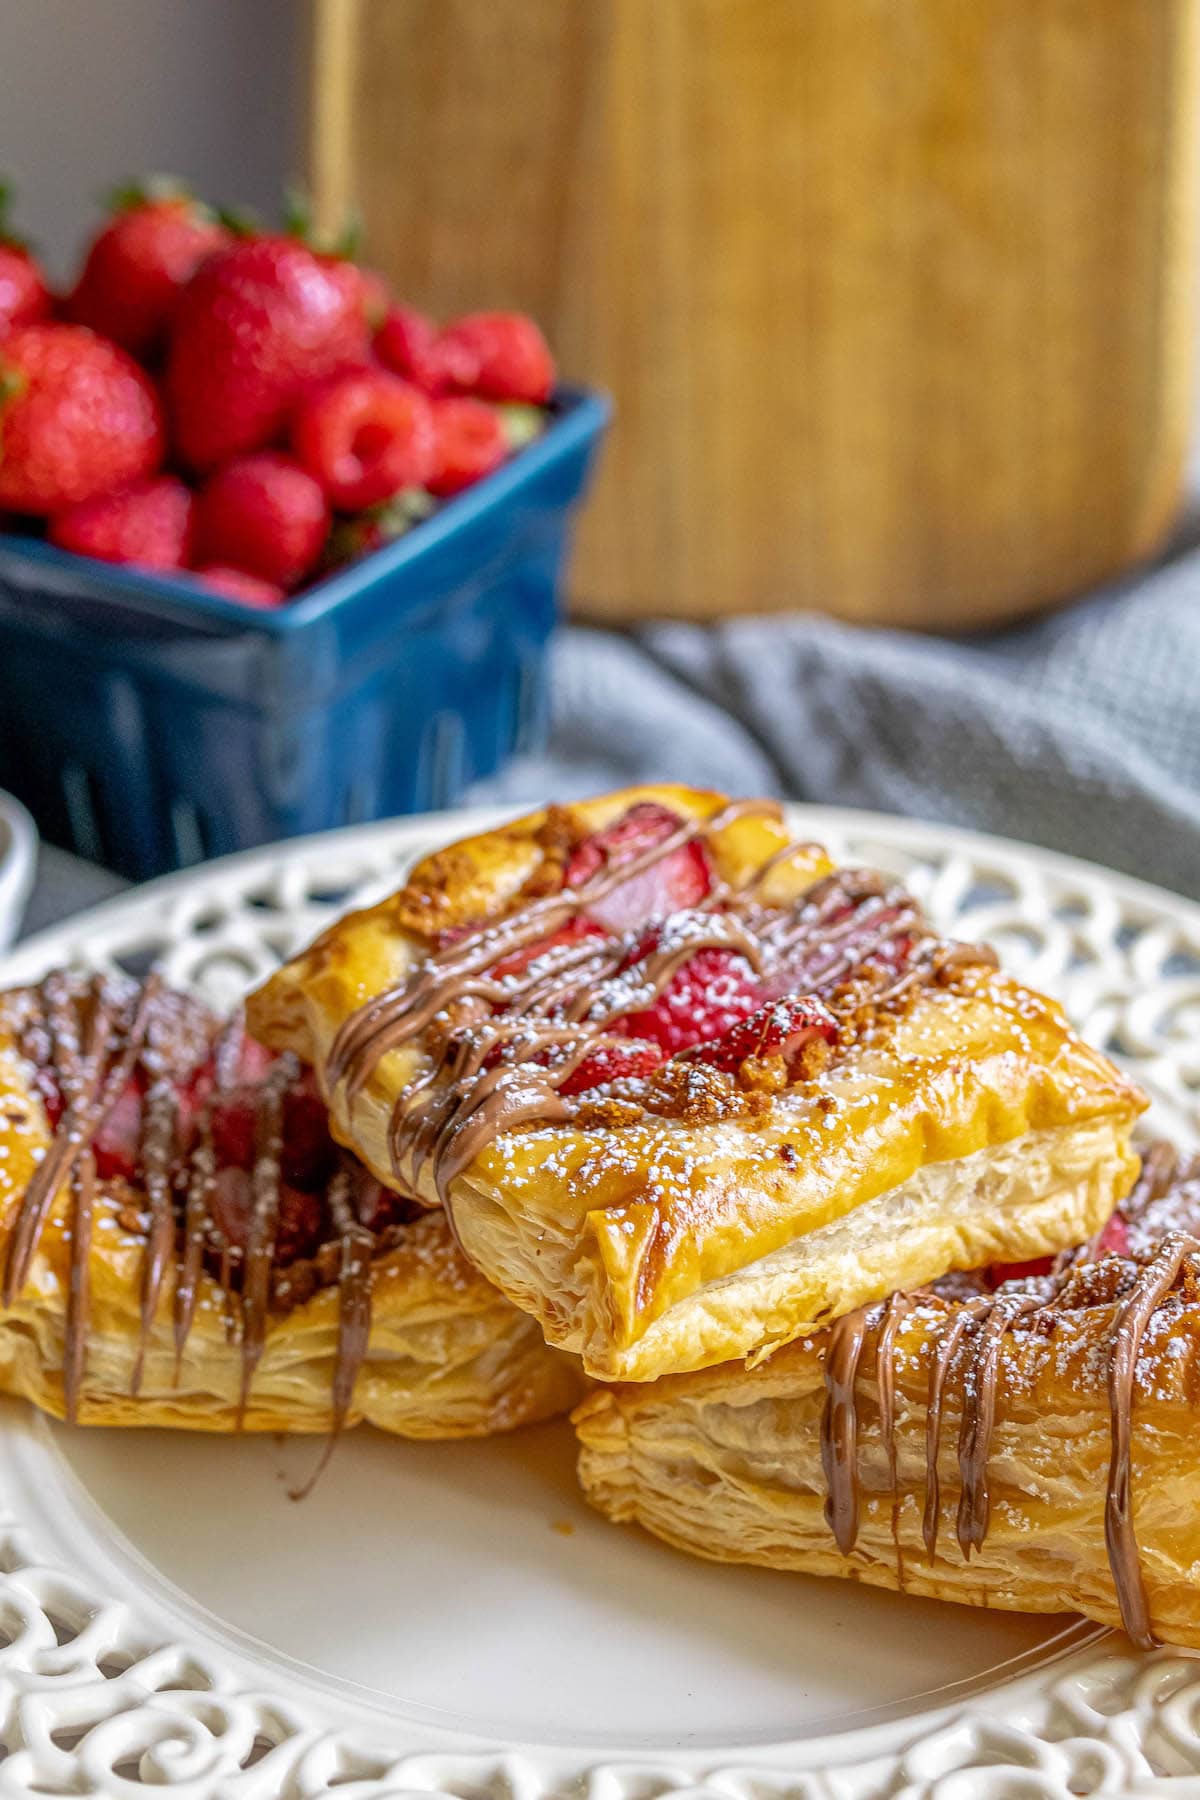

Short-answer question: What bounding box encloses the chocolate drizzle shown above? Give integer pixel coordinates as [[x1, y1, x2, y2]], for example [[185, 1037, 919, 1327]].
[[819, 1144, 1200, 1650], [3, 974, 389, 1456], [237, 1053, 298, 1424], [325, 802, 997, 1217]]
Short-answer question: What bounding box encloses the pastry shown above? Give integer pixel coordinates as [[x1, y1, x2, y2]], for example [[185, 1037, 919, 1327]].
[[575, 1143, 1200, 1650], [247, 785, 1146, 1382], [0, 970, 583, 1444]]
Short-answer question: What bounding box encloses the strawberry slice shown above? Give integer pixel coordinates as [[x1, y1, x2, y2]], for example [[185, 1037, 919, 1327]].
[[679, 995, 839, 1076], [560, 1038, 664, 1097], [210, 1092, 258, 1170], [615, 946, 762, 1057], [92, 1077, 145, 1182], [209, 1166, 253, 1249], [985, 1254, 1055, 1288], [1094, 1212, 1129, 1259], [490, 915, 607, 982], [564, 802, 712, 932], [208, 1168, 324, 1265], [281, 1071, 336, 1190]]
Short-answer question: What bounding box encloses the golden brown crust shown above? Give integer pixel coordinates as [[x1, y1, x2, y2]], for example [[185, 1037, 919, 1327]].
[[247, 785, 1145, 1383], [0, 1019, 585, 1437]]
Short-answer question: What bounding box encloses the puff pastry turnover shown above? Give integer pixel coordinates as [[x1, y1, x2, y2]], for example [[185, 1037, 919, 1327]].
[[0, 972, 583, 1441], [575, 1144, 1200, 1650], [247, 785, 1145, 1382]]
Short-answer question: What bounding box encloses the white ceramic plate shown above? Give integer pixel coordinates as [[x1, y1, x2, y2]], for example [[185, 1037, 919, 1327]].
[[0, 806, 1198, 1800]]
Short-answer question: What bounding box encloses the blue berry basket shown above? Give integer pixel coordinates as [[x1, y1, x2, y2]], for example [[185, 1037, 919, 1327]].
[[0, 386, 608, 882]]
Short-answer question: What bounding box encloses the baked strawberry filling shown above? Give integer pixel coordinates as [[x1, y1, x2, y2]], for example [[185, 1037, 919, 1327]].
[[561, 800, 714, 930], [33, 1031, 399, 1268], [461, 801, 925, 1098]]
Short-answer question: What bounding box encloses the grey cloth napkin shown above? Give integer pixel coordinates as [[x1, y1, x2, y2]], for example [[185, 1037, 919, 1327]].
[[475, 543, 1200, 901]]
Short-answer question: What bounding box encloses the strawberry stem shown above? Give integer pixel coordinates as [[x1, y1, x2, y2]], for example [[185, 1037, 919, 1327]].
[[104, 173, 210, 217], [0, 175, 31, 251]]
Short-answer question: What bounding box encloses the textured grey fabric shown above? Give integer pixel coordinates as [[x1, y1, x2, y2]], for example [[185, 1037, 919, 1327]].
[[474, 547, 1200, 900]]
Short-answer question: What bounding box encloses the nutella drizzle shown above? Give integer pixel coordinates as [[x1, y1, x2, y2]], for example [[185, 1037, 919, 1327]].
[[325, 801, 996, 1229], [3, 975, 387, 1462], [819, 1144, 1200, 1651], [237, 1053, 298, 1424], [132, 1078, 178, 1394]]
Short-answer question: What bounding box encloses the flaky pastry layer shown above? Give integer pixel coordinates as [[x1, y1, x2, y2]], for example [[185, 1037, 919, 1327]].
[[574, 1257, 1200, 1647]]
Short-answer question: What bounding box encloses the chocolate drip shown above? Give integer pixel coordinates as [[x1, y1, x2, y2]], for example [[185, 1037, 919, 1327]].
[[923, 1308, 978, 1560], [174, 1103, 214, 1380], [1105, 1230, 1194, 1649], [956, 1293, 1041, 1557], [876, 1291, 914, 1581], [237, 1054, 298, 1423], [820, 1307, 871, 1554], [63, 1150, 95, 1425], [289, 1171, 374, 1499], [132, 1079, 178, 1394], [4, 977, 157, 1308]]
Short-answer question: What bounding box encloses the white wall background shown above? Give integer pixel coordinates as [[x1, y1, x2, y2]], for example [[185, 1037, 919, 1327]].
[[0, 0, 302, 281]]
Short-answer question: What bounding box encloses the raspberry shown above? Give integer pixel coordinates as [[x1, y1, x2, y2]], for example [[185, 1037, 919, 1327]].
[[292, 369, 435, 510], [427, 396, 508, 497]]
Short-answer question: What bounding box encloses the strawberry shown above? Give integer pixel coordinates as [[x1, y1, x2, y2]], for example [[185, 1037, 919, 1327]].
[[50, 475, 194, 571], [92, 1078, 148, 1182], [293, 369, 435, 510], [192, 565, 287, 607], [615, 946, 761, 1057], [375, 304, 472, 395], [1096, 1212, 1130, 1259], [210, 1092, 257, 1169], [560, 1038, 663, 1097], [68, 182, 228, 358], [679, 995, 838, 1076], [438, 311, 555, 404], [0, 181, 50, 334], [165, 236, 370, 471], [0, 325, 164, 514], [490, 915, 608, 982], [195, 452, 329, 587], [427, 396, 507, 497], [210, 1167, 325, 1261], [280, 1069, 336, 1189], [564, 802, 713, 932]]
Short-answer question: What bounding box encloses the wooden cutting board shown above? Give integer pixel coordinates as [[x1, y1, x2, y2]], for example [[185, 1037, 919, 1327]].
[[308, 0, 1200, 628]]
